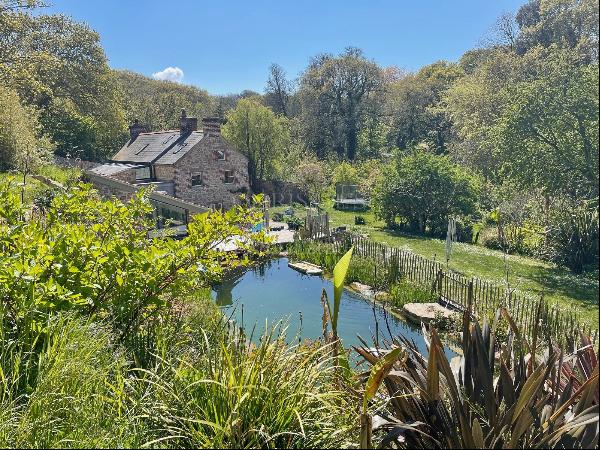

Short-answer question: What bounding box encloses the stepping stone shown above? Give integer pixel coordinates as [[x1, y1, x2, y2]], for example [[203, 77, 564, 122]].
[[402, 302, 459, 325], [288, 261, 323, 275]]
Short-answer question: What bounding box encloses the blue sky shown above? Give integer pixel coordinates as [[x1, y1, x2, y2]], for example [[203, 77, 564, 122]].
[[46, 0, 526, 95]]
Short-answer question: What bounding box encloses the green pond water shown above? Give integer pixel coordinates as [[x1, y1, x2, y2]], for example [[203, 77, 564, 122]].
[[212, 258, 456, 359]]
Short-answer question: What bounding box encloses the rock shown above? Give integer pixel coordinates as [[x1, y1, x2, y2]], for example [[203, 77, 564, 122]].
[[349, 282, 376, 298], [288, 261, 323, 275], [374, 291, 391, 302], [402, 302, 458, 325]]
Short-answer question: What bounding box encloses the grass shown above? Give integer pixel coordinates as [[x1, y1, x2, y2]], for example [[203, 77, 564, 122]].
[[272, 200, 599, 328], [0, 164, 80, 204], [0, 296, 357, 448], [36, 164, 81, 185]]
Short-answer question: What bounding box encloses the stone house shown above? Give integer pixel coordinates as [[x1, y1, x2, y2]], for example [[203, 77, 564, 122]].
[[90, 110, 250, 211]]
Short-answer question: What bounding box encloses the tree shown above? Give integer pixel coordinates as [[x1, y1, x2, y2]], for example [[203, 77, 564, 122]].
[[298, 48, 384, 160], [514, 0, 599, 61], [294, 159, 327, 204], [357, 114, 387, 159], [373, 152, 480, 235], [444, 47, 599, 199], [264, 63, 292, 117], [0, 5, 127, 160], [222, 98, 289, 189], [332, 161, 359, 186], [385, 61, 463, 154], [115, 70, 213, 131], [0, 85, 52, 201], [495, 49, 599, 199]]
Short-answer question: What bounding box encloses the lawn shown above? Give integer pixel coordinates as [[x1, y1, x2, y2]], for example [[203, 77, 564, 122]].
[[271, 200, 599, 329]]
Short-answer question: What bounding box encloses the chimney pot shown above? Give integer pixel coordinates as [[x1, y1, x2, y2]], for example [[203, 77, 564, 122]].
[[180, 109, 198, 134], [128, 119, 147, 142], [202, 117, 222, 136]]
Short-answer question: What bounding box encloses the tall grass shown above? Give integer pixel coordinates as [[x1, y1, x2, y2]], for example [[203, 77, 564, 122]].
[[0, 296, 357, 449], [289, 240, 436, 310], [288, 240, 400, 290], [0, 315, 137, 448]]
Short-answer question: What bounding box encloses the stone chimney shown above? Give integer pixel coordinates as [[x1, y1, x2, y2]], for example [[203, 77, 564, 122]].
[[202, 117, 222, 136], [128, 119, 147, 142], [179, 109, 198, 135]]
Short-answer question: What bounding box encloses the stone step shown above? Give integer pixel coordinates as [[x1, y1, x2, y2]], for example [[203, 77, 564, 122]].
[[288, 261, 323, 275]]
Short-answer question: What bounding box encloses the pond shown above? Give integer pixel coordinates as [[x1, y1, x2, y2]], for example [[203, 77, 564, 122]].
[[212, 258, 457, 360]]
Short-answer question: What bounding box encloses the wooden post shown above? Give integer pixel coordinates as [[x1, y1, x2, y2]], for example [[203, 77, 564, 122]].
[[468, 280, 474, 317]]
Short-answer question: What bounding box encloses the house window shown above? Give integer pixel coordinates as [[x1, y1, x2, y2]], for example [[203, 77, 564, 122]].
[[216, 150, 226, 160], [224, 170, 234, 184], [135, 166, 151, 180], [191, 172, 203, 187]]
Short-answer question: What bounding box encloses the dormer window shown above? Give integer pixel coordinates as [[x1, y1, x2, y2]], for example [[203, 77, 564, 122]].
[[216, 150, 225, 161]]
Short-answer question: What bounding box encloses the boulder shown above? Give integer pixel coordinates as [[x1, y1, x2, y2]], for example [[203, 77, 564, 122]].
[[402, 302, 458, 325]]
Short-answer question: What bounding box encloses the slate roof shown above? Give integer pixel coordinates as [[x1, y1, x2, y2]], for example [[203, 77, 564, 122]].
[[90, 162, 144, 176], [111, 131, 205, 165], [155, 132, 205, 165]]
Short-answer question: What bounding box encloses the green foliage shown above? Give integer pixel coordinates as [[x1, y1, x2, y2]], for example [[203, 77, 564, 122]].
[[0, 299, 355, 448], [373, 152, 480, 235], [0, 180, 265, 342], [357, 114, 387, 159], [0, 315, 134, 448], [543, 198, 599, 273], [222, 97, 290, 188], [114, 70, 214, 131], [330, 247, 353, 336], [0, 5, 127, 160], [386, 61, 463, 154], [294, 157, 328, 203], [355, 159, 384, 198], [0, 179, 355, 448], [298, 47, 384, 160], [445, 46, 599, 199], [0, 85, 51, 171], [356, 312, 600, 448], [388, 280, 437, 309], [332, 161, 359, 186], [514, 0, 599, 60], [135, 325, 354, 449], [284, 215, 303, 230]]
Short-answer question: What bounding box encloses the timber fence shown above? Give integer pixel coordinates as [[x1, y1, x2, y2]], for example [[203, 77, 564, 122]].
[[297, 230, 597, 347]]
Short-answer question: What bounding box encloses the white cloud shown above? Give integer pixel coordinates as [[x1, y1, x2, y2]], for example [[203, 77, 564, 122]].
[[152, 66, 184, 83]]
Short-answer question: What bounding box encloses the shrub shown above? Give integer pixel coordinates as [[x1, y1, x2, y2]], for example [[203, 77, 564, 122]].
[[372, 152, 480, 234], [357, 310, 600, 449], [543, 200, 599, 273], [285, 215, 303, 230], [354, 215, 366, 225], [0, 181, 265, 343]]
